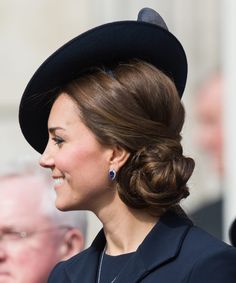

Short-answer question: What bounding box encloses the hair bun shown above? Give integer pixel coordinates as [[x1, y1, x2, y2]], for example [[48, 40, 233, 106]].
[[118, 142, 195, 216]]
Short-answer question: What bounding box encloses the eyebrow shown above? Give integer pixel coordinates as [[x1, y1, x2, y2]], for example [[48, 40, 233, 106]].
[[1, 225, 16, 231], [48, 127, 65, 134]]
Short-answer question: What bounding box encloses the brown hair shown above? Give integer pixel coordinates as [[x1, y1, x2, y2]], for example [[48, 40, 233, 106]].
[[62, 60, 195, 216]]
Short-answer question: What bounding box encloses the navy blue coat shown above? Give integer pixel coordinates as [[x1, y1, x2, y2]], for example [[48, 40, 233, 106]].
[[48, 211, 236, 282]]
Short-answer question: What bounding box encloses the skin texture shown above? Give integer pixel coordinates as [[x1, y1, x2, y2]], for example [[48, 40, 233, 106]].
[[40, 93, 158, 256], [40, 93, 119, 212], [195, 74, 223, 175], [0, 175, 84, 283], [0, 176, 63, 283]]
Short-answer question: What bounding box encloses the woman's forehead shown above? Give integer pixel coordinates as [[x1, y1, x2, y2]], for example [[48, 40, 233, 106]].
[[48, 94, 80, 125]]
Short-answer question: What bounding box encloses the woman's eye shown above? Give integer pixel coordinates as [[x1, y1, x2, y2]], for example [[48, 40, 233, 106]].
[[52, 136, 64, 146]]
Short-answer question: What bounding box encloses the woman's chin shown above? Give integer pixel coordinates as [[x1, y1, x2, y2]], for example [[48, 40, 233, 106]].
[[55, 198, 84, 211], [55, 199, 73, 211]]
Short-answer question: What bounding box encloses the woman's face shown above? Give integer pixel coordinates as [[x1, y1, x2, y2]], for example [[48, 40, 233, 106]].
[[39, 93, 115, 212]]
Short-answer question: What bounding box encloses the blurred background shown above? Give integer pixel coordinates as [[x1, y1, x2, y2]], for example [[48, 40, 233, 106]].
[[1, 0, 236, 246]]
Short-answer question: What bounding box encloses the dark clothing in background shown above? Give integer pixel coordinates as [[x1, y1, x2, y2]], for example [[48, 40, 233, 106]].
[[229, 218, 236, 246], [190, 198, 223, 240]]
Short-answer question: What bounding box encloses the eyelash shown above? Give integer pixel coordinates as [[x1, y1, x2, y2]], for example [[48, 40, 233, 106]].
[[52, 136, 64, 146]]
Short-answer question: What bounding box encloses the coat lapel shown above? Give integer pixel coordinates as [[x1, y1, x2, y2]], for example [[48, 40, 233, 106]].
[[64, 229, 106, 283], [116, 211, 193, 282], [63, 211, 192, 283]]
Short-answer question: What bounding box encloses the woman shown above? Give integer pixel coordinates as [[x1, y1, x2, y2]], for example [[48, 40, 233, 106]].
[[19, 8, 236, 283]]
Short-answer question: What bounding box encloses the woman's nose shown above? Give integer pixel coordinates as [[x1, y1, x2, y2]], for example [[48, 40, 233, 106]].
[[39, 147, 54, 168]]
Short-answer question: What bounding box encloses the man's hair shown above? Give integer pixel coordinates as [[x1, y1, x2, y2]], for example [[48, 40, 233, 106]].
[[0, 158, 87, 237]]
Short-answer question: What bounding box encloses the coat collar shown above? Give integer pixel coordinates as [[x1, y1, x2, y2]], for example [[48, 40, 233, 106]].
[[64, 210, 192, 283], [64, 230, 105, 282]]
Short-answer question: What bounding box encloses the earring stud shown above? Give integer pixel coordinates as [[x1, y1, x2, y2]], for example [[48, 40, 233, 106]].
[[109, 169, 116, 181]]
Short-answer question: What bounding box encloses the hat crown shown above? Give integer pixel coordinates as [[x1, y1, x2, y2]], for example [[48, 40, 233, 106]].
[[137, 7, 168, 31], [19, 7, 187, 154]]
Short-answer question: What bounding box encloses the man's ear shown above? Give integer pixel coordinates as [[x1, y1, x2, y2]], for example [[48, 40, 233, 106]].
[[110, 145, 130, 171], [59, 229, 85, 260]]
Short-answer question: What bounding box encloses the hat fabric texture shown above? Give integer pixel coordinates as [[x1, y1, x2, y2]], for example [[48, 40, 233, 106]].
[[19, 7, 188, 154]]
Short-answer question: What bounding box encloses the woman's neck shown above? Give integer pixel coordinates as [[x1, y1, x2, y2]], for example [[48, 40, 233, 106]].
[[96, 193, 159, 256]]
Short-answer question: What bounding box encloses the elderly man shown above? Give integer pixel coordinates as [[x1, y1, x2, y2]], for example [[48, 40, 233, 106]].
[[191, 72, 223, 239], [0, 160, 87, 283]]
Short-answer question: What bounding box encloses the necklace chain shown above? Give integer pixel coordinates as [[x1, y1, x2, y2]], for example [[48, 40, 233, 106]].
[[97, 246, 106, 283], [97, 246, 135, 283], [97, 246, 117, 283]]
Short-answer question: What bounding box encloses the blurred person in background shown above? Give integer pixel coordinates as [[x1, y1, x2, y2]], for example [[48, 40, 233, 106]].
[[0, 160, 87, 283], [191, 72, 223, 239]]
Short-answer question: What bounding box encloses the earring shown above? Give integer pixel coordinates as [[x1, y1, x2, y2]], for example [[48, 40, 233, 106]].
[[109, 169, 116, 181]]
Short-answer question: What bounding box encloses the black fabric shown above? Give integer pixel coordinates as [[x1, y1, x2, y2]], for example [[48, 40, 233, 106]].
[[99, 252, 135, 283], [229, 218, 236, 247], [19, 8, 187, 154]]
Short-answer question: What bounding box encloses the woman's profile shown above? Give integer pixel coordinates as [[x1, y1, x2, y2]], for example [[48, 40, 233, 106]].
[[19, 7, 236, 283]]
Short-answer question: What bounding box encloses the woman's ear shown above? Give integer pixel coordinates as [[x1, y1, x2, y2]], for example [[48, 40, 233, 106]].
[[58, 229, 85, 260], [110, 145, 130, 171]]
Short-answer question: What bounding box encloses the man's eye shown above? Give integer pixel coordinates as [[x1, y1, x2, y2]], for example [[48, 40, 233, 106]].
[[52, 136, 64, 146]]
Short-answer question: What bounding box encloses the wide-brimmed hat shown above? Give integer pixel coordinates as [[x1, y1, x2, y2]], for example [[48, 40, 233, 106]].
[[19, 7, 188, 154]]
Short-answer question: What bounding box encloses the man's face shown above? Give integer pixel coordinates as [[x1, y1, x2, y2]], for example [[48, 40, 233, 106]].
[[0, 176, 64, 283], [196, 76, 223, 174]]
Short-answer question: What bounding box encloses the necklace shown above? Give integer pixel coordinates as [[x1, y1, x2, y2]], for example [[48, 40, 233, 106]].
[[97, 246, 106, 283], [97, 246, 135, 283], [97, 246, 118, 283]]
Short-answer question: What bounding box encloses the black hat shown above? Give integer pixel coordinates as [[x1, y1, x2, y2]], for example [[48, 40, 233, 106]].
[[19, 7, 188, 154]]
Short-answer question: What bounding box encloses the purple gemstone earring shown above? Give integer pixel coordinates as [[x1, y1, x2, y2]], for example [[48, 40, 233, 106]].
[[109, 169, 116, 181]]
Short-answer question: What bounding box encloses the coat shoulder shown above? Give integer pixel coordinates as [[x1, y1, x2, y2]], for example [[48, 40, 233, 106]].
[[185, 225, 233, 252], [47, 248, 90, 283], [182, 226, 236, 283]]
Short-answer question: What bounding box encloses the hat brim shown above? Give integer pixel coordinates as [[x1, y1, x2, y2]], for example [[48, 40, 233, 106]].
[[19, 20, 187, 154]]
